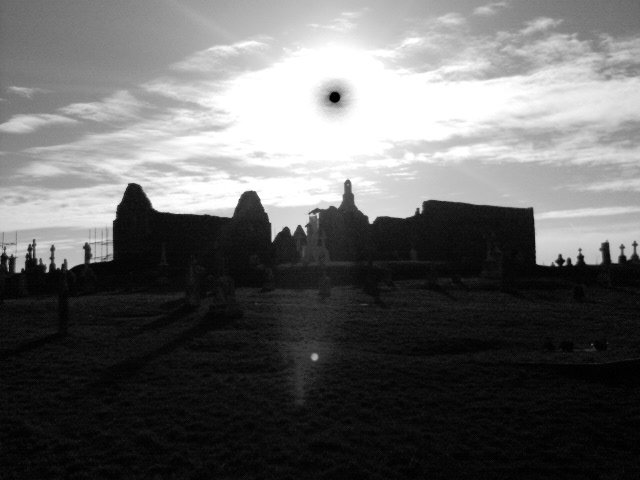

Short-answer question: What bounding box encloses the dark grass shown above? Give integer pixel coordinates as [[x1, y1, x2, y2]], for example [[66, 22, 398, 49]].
[[2, 282, 640, 479]]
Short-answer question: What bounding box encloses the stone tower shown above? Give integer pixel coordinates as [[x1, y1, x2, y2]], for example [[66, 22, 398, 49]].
[[339, 179, 356, 212]]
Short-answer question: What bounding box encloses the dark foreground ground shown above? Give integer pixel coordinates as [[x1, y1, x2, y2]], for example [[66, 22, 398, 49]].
[[2, 280, 640, 479]]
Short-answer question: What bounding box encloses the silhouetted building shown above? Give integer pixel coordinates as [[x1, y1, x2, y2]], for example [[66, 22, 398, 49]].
[[308, 179, 373, 262], [374, 199, 536, 269], [295, 180, 536, 270], [113, 184, 271, 274]]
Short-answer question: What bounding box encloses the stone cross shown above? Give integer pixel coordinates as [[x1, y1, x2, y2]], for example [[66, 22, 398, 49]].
[[631, 240, 640, 263], [26, 244, 33, 270], [619, 243, 627, 264], [49, 244, 56, 272]]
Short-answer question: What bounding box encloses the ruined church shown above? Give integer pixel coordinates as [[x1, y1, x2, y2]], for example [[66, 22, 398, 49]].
[[113, 184, 271, 274], [276, 180, 536, 270], [113, 180, 536, 274]]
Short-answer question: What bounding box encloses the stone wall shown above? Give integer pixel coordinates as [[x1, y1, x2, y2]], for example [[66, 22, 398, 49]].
[[113, 184, 271, 273]]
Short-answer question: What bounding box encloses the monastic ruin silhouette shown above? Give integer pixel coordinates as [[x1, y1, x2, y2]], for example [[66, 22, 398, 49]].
[[112, 180, 536, 273]]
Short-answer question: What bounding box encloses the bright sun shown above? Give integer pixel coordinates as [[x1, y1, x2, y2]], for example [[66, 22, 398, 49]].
[[222, 46, 400, 164]]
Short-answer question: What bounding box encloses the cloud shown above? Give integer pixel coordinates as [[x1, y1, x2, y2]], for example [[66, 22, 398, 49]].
[[170, 37, 271, 72], [58, 90, 144, 123], [473, 2, 509, 17], [537, 206, 640, 220], [6, 86, 49, 99], [521, 17, 563, 36], [436, 13, 466, 27], [308, 10, 367, 33], [573, 178, 640, 193], [0, 114, 78, 134]]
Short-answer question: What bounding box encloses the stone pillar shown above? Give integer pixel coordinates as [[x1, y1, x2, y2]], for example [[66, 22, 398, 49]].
[[600, 241, 611, 266], [8, 254, 16, 274]]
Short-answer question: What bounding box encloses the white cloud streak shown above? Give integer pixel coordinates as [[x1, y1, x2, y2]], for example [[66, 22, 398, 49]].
[[0, 114, 78, 134], [308, 10, 367, 32], [538, 206, 640, 220], [6, 86, 49, 99], [59, 90, 144, 123], [473, 2, 509, 17]]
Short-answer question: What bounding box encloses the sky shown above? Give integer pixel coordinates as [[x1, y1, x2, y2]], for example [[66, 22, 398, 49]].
[[1, 0, 640, 268]]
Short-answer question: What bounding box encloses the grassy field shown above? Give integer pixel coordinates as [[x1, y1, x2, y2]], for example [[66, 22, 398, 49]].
[[2, 280, 640, 479]]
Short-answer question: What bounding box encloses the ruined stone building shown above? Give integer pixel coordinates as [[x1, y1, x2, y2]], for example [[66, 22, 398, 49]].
[[113, 184, 271, 273], [373, 200, 536, 269], [277, 180, 536, 269]]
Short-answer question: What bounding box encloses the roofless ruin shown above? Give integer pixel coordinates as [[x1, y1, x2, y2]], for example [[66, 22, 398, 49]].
[[112, 180, 536, 273]]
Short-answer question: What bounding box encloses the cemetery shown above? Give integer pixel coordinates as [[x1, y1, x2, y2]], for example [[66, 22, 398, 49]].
[[1, 181, 640, 479]]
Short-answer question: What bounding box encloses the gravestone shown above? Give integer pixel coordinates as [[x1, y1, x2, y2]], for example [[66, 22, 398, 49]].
[[49, 245, 56, 272], [618, 244, 627, 265], [565, 257, 573, 267], [26, 244, 33, 271], [600, 241, 611, 266], [631, 241, 640, 264], [555, 254, 565, 267], [208, 274, 243, 320], [576, 248, 585, 267]]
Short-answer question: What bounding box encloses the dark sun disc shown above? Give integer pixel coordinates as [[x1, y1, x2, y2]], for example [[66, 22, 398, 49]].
[[329, 91, 341, 103]]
